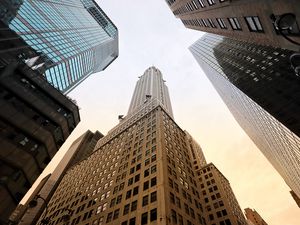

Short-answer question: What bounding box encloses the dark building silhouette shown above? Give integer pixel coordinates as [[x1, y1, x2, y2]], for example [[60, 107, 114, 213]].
[[9, 130, 103, 225], [0, 22, 80, 223]]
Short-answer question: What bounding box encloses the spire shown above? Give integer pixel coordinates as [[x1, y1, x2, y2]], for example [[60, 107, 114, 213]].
[[127, 67, 173, 118]]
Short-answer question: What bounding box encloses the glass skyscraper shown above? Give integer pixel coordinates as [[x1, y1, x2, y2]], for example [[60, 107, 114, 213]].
[[0, 0, 118, 93], [190, 33, 300, 199]]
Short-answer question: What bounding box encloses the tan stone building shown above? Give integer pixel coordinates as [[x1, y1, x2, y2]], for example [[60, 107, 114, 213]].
[[37, 67, 246, 225], [197, 163, 246, 225], [244, 208, 268, 225], [166, 0, 300, 52]]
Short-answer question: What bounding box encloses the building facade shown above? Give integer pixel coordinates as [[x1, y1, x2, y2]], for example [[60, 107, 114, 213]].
[[198, 164, 246, 225], [0, 59, 80, 223], [9, 130, 103, 225], [244, 208, 268, 225], [166, 0, 300, 52], [190, 33, 300, 202], [37, 67, 246, 225], [0, 0, 118, 93]]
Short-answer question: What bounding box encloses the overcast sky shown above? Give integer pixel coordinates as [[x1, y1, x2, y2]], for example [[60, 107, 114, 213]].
[[23, 0, 300, 224]]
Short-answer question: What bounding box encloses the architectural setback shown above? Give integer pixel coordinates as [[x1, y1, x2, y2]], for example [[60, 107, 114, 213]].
[[244, 208, 268, 225], [0, 0, 119, 93], [37, 67, 247, 225], [165, 0, 300, 52]]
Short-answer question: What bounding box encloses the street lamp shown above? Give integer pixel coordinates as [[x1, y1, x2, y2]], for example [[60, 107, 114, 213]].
[[28, 195, 50, 225]]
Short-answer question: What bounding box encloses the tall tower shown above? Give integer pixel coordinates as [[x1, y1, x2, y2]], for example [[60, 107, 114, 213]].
[[0, 0, 118, 93], [37, 67, 246, 225], [128, 67, 173, 118], [190, 33, 300, 201]]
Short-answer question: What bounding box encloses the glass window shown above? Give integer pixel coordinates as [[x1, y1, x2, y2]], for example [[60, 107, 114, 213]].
[[150, 208, 157, 221], [123, 204, 130, 215], [216, 18, 227, 29], [228, 17, 242, 30], [207, 0, 215, 5], [131, 200, 138, 211], [142, 195, 149, 206], [141, 212, 148, 225], [245, 16, 263, 32], [150, 191, 157, 202], [197, 0, 205, 7]]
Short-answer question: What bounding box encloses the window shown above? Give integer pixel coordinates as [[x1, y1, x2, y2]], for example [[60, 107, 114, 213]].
[[151, 154, 156, 162], [123, 204, 130, 215], [126, 190, 132, 199], [131, 200, 138, 211], [176, 197, 181, 208], [228, 17, 241, 30], [245, 16, 263, 32], [143, 195, 149, 206], [150, 208, 157, 221], [128, 178, 133, 186], [135, 174, 140, 182], [133, 186, 139, 196], [129, 217, 136, 225], [150, 191, 157, 203], [145, 158, 150, 166], [171, 210, 177, 224], [113, 209, 120, 220], [216, 18, 227, 29], [106, 212, 113, 223], [208, 18, 217, 28], [184, 203, 189, 215], [130, 167, 135, 174], [170, 192, 175, 204], [143, 181, 149, 190], [141, 212, 148, 225], [197, 0, 205, 8], [178, 214, 183, 225], [110, 198, 116, 207], [151, 177, 157, 187], [207, 0, 215, 5], [116, 195, 122, 204], [144, 169, 150, 177]]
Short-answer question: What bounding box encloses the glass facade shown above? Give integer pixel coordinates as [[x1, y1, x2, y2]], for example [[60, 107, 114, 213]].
[[190, 33, 300, 198], [0, 0, 118, 93]]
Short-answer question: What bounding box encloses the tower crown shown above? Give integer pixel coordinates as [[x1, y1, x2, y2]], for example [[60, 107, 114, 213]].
[[127, 67, 173, 118]]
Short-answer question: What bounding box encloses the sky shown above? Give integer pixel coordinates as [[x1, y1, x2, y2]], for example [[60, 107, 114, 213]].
[[22, 0, 300, 224]]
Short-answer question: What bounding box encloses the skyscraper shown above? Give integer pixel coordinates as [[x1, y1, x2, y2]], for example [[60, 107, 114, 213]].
[[165, 0, 300, 51], [9, 130, 103, 225], [190, 33, 300, 201], [37, 67, 246, 225], [0, 59, 80, 223], [0, 0, 118, 93], [244, 208, 268, 225]]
